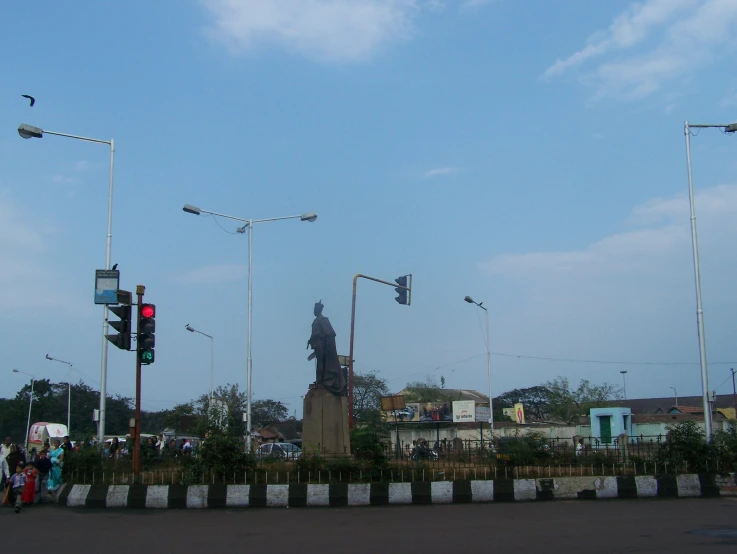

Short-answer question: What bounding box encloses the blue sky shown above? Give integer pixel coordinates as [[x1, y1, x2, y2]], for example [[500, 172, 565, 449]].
[[2, 0, 737, 418]]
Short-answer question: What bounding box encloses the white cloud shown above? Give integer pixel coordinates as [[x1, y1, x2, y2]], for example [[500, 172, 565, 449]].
[[483, 184, 737, 281], [178, 263, 248, 285], [75, 160, 92, 171], [477, 185, 737, 397], [424, 166, 462, 178], [200, 0, 421, 62], [51, 175, 80, 186], [543, 0, 737, 100]]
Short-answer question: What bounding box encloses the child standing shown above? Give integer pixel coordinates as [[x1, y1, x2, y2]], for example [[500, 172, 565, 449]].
[[9, 462, 27, 513], [21, 462, 37, 504]]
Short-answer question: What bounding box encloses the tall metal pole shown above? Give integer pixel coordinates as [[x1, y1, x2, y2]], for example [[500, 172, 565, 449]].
[[25, 379, 35, 452], [670, 386, 678, 407], [484, 306, 493, 436], [731, 369, 736, 412], [348, 275, 359, 429], [210, 336, 215, 407], [246, 220, 253, 453], [67, 383, 71, 434], [133, 285, 144, 475], [684, 121, 712, 439]]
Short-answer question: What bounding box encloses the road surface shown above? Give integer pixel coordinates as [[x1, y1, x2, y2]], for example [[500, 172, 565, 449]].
[[2, 498, 737, 552]]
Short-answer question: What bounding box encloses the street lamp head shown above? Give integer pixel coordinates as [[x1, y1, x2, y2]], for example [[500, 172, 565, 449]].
[[236, 224, 248, 234], [300, 212, 318, 222], [464, 296, 474, 304], [726, 123, 737, 133], [620, 370, 628, 374], [45, 354, 52, 360], [12, 369, 19, 373], [183, 204, 201, 215], [18, 123, 43, 140], [185, 324, 195, 332]]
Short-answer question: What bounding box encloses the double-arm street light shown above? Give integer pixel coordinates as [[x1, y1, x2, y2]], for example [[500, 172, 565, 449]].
[[185, 324, 215, 406], [13, 369, 36, 451], [683, 120, 737, 440], [183, 204, 318, 452], [19, 123, 116, 445], [45, 354, 73, 435], [464, 296, 493, 434]]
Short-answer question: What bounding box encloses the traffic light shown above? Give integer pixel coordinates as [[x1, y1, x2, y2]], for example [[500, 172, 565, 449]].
[[395, 275, 410, 305], [138, 303, 156, 364], [106, 305, 132, 350]]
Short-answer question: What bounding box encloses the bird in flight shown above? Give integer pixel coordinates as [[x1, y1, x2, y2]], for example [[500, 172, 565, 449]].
[[21, 94, 36, 107]]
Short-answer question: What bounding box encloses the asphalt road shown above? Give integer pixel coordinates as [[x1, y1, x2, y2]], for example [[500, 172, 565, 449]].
[[3, 498, 737, 552]]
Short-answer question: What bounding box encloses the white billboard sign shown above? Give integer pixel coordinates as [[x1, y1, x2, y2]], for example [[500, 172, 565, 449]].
[[452, 400, 476, 423]]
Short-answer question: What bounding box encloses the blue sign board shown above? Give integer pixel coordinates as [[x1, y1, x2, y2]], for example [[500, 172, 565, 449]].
[[94, 269, 120, 304]]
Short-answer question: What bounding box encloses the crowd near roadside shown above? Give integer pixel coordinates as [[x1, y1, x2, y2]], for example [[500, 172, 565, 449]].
[[1, 435, 65, 513]]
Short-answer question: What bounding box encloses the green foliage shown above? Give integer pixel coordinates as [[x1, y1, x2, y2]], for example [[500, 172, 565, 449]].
[[496, 432, 552, 467], [403, 377, 452, 403], [656, 421, 715, 473], [544, 377, 621, 423], [0, 379, 135, 441], [713, 423, 737, 472], [352, 371, 389, 422], [495, 385, 552, 421], [350, 418, 390, 465]]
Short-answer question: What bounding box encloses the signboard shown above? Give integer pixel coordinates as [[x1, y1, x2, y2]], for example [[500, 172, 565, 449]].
[[94, 269, 120, 304], [453, 400, 476, 423], [476, 406, 491, 422], [380, 395, 406, 412], [503, 403, 526, 424]]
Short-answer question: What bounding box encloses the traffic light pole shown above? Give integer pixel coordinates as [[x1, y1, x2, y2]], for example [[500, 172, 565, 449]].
[[348, 273, 411, 429], [132, 284, 145, 476]]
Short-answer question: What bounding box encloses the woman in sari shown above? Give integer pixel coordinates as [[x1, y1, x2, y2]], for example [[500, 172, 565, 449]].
[[47, 440, 64, 492]]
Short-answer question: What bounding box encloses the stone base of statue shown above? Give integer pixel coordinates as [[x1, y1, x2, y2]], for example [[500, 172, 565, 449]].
[[302, 384, 351, 457]]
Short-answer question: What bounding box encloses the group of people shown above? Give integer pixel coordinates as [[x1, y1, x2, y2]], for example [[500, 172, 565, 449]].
[[1, 436, 65, 514]]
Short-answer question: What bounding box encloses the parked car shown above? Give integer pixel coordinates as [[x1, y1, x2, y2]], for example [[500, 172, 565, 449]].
[[257, 442, 302, 460]]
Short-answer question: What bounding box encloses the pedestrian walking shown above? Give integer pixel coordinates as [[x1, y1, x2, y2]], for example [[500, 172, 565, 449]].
[[34, 450, 51, 503], [9, 462, 27, 513], [21, 462, 37, 504]]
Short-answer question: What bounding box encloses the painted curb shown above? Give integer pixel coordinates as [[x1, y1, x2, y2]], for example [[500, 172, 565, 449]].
[[55, 473, 736, 509]]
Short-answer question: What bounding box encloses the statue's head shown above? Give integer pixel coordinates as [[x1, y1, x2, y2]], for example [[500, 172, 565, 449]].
[[314, 300, 324, 316]]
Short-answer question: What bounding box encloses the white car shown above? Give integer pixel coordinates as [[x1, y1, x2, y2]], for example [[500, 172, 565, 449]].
[[257, 442, 302, 460]]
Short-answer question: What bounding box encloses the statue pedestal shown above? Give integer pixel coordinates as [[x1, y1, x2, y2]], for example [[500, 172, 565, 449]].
[[302, 385, 351, 456]]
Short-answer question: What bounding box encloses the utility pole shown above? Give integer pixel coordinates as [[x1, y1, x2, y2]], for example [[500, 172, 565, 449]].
[[731, 368, 736, 412], [132, 284, 145, 476]]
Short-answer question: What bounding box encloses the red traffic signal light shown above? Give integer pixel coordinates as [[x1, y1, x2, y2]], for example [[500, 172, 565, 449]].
[[141, 304, 155, 319]]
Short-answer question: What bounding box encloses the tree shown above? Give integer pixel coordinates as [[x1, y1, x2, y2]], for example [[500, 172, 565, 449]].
[[402, 377, 451, 403], [495, 385, 553, 421], [545, 377, 621, 423], [251, 399, 289, 428], [353, 372, 389, 422]]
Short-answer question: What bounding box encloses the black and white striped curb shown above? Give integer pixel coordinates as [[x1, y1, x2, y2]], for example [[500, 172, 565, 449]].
[[54, 474, 737, 508]]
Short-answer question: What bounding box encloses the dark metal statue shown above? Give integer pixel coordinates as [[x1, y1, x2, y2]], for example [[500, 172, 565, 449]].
[[307, 301, 346, 396]]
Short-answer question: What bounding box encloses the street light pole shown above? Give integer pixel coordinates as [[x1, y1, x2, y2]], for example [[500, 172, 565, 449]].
[[19, 123, 115, 445], [45, 354, 73, 434], [683, 120, 737, 439], [464, 296, 493, 436], [670, 386, 678, 407], [13, 369, 35, 451], [183, 204, 317, 452], [620, 371, 628, 400], [185, 325, 215, 406]]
